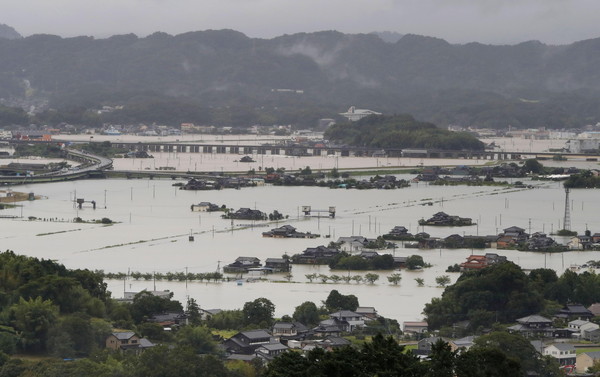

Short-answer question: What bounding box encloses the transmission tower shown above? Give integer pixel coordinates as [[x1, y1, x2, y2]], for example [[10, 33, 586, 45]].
[[563, 188, 571, 231]]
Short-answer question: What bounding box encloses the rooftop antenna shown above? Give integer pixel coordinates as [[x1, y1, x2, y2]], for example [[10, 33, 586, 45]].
[[563, 188, 571, 231]]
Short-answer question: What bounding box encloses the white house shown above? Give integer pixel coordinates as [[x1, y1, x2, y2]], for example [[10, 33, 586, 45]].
[[336, 236, 369, 253], [339, 106, 381, 122], [543, 343, 576, 367]]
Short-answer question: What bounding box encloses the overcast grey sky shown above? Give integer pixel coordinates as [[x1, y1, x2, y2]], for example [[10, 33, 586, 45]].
[[3, 0, 598, 45]]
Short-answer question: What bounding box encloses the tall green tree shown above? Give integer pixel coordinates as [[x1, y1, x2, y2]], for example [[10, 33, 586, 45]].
[[324, 290, 359, 312], [292, 301, 320, 326], [176, 326, 219, 355], [130, 291, 183, 324], [242, 298, 275, 327], [9, 297, 59, 352], [424, 340, 456, 377], [264, 349, 311, 377], [472, 332, 560, 376], [455, 347, 522, 377]]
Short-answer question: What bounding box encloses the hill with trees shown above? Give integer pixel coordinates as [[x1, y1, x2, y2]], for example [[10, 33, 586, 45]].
[[1, 30, 600, 127], [325, 114, 484, 150]]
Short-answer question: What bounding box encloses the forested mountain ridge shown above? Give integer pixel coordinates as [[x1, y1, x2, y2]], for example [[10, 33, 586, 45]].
[[0, 24, 21, 40], [2, 29, 600, 128]]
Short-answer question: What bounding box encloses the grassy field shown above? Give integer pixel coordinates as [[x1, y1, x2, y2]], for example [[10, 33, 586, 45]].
[[576, 346, 600, 355], [212, 329, 237, 339]]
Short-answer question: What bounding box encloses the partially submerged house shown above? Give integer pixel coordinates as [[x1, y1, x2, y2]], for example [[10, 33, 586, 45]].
[[224, 208, 267, 221], [525, 232, 560, 251], [191, 202, 221, 212], [262, 224, 318, 238], [336, 236, 371, 253], [460, 253, 507, 270], [418, 212, 473, 227], [264, 258, 290, 272], [383, 226, 414, 240], [292, 246, 341, 264], [224, 257, 262, 273]]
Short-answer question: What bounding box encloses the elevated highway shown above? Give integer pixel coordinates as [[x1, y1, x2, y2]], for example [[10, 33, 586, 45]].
[[104, 140, 598, 161], [0, 148, 112, 185]]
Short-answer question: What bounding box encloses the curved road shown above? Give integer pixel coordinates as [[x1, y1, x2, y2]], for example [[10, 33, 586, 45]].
[[0, 149, 113, 185]]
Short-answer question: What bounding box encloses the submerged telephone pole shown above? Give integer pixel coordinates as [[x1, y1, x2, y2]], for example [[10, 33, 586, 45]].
[[563, 188, 571, 231]]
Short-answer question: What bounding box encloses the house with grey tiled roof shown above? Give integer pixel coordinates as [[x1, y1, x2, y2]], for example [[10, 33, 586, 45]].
[[558, 304, 593, 320], [313, 318, 344, 337], [255, 342, 288, 361], [543, 343, 576, 366], [272, 322, 309, 339], [224, 329, 273, 355], [329, 310, 364, 331], [507, 314, 554, 338]]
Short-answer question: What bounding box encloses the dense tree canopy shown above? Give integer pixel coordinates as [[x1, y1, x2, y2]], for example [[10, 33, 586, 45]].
[[324, 290, 359, 312], [0, 251, 108, 315], [424, 262, 600, 332], [130, 291, 183, 323], [564, 170, 600, 188], [325, 115, 485, 151], [242, 297, 275, 327], [265, 333, 540, 377], [292, 301, 321, 326], [424, 262, 544, 330]]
